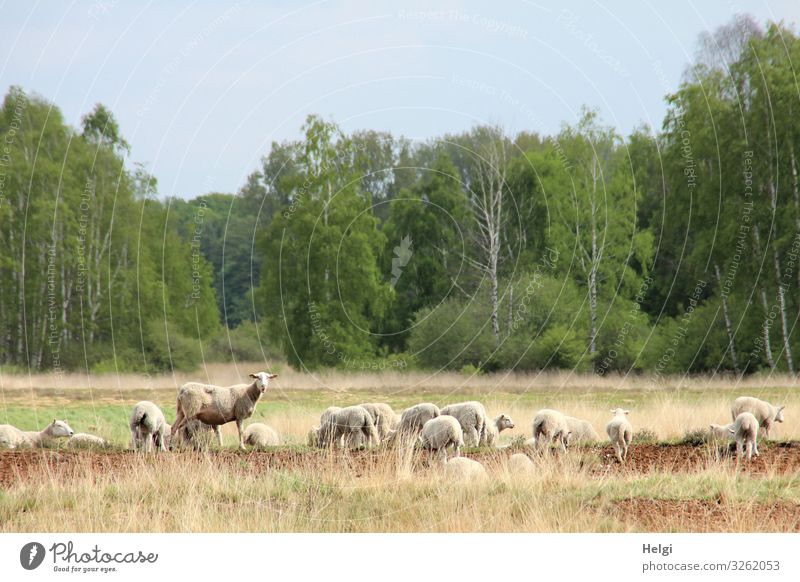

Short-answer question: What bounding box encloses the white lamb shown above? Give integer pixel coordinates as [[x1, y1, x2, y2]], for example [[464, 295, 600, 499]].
[[67, 433, 109, 448], [243, 423, 280, 448], [443, 457, 487, 481], [130, 401, 171, 452], [481, 414, 515, 447], [0, 420, 73, 449], [606, 408, 633, 463], [171, 371, 277, 450], [564, 416, 600, 442], [440, 401, 488, 447], [731, 396, 784, 439], [532, 409, 572, 452], [317, 405, 379, 449], [710, 412, 760, 460], [419, 415, 463, 463]]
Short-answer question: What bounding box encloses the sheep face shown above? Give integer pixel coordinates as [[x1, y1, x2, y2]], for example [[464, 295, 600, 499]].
[[775, 406, 785, 423], [496, 414, 515, 431], [50, 419, 74, 437], [708, 424, 731, 440], [249, 371, 278, 392]]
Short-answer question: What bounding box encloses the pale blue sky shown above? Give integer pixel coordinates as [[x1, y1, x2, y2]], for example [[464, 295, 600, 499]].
[[1, 0, 798, 199]]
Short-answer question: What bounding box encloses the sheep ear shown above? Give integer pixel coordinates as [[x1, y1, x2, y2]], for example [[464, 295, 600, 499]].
[[249, 373, 257, 379], [624, 410, 630, 415]]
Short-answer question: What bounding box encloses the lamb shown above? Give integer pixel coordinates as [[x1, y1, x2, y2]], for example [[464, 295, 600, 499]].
[[481, 413, 515, 447], [242, 423, 280, 448], [564, 416, 600, 442], [130, 401, 171, 452], [67, 433, 109, 448], [443, 457, 487, 481], [440, 401, 488, 447], [317, 405, 379, 449], [532, 409, 572, 452], [710, 412, 760, 460], [358, 402, 397, 440], [606, 408, 633, 463], [731, 396, 784, 439], [171, 371, 277, 450], [0, 420, 73, 449], [419, 415, 463, 463]]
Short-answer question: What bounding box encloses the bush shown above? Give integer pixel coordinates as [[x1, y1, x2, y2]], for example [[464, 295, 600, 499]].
[[633, 428, 658, 442]]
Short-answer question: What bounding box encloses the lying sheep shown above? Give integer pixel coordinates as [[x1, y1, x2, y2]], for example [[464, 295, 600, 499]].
[[731, 396, 784, 439], [508, 452, 535, 474], [172, 371, 277, 450], [67, 433, 109, 448], [481, 414, 515, 447], [564, 416, 600, 443], [440, 401, 488, 447], [0, 420, 74, 448], [443, 457, 487, 481], [130, 401, 170, 452], [419, 415, 463, 463], [606, 408, 633, 463], [317, 405, 379, 449], [243, 423, 280, 448], [710, 412, 760, 460], [532, 409, 572, 452]]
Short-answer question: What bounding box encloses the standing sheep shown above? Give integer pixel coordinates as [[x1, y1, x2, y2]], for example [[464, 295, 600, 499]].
[[710, 412, 760, 460], [481, 414, 515, 447], [130, 401, 171, 452], [171, 371, 277, 450], [564, 416, 600, 443], [387, 403, 441, 444], [0, 420, 73, 449], [731, 396, 785, 439], [359, 402, 397, 440], [606, 408, 633, 463], [419, 415, 463, 463], [532, 409, 572, 452], [440, 401, 488, 447], [317, 405, 379, 449], [243, 423, 280, 448]]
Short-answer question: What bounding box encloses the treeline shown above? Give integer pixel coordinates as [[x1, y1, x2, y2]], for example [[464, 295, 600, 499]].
[[2, 16, 800, 375]]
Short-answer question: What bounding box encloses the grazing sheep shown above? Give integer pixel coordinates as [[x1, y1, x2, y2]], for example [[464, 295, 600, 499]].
[[387, 403, 441, 444], [171, 419, 217, 451], [67, 433, 109, 448], [508, 453, 535, 474], [481, 413, 515, 447], [443, 457, 487, 481], [130, 401, 170, 453], [440, 401, 488, 447], [317, 405, 379, 449], [532, 409, 572, 453], [419, 415, 463, 463], [171, 371, 277, 450], [0, 420, 73, 449], [606, 408, 633, 463], [359, 402, 397, 440], [243, 423, 280, 448], [564, 416, 600, 443], [712, 412, 759, 460], [731, 396, 784, 439]]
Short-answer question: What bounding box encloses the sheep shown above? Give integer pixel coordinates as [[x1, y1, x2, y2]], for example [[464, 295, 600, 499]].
[[532, 409, 572, 453], [419, 415, 463, 463], [710, 412, 760, 460], [508, 453, 535, 474], [171, 419, 216, 451], [130, 401, 170, 453], [386, 403, 441, 445], [440, 401, 488, 447], [359, 402, 397, 441], [67, 433, 109, 448], [0, 420, 73, 449], [317, 405, 379, 449], [171, 371, 277, 450], [564, 416, 600, 443], [731, 396, 784, 439], [243, 423, 280, 448], [481, 413, 515, 447], [443, 457, 487, 481], [606, 408, 633, 463]]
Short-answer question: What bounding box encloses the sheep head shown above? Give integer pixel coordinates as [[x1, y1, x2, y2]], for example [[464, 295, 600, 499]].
[[776, 406, 785, 423], [495, 414, 515, 431], [249, 371, 278, 392], [50, 419, 74, 437], [610, 408, 630, 417]]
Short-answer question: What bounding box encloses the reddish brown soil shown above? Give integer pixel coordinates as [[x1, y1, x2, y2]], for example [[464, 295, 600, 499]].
[[1, 443, 799, 489]]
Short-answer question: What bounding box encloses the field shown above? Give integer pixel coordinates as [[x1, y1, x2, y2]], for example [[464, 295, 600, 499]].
[[1, 366, 799, 533]]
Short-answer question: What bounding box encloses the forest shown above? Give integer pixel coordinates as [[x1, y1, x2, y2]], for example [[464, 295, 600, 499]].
[[2, 16, 799, 376]]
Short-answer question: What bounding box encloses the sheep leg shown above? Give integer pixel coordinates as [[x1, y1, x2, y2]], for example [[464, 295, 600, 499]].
[[215, 425, 223, 447], [144, 431, 153, 454], [464, 425, 479, 448], [235, 420, 244, 450], [130, 429, 138, 452], [612, 443, 622, 463], [735, 439, 743, 458]]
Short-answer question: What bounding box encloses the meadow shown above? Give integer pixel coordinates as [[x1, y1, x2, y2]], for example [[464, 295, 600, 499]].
[[1, 366, 799, 533]]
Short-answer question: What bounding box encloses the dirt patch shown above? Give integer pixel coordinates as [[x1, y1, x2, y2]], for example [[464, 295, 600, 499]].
[[610, 498, 800, 532]]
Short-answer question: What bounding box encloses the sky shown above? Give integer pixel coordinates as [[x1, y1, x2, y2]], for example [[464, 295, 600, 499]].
[[1, 0, 799, 199]]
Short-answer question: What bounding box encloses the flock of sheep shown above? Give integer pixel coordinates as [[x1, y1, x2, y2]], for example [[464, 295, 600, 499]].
[[0, 370, 788, 473]]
